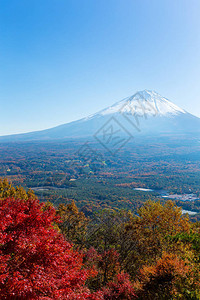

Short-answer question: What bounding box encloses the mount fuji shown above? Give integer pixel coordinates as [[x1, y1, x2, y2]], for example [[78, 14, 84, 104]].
[[1, 90, 200, 142]]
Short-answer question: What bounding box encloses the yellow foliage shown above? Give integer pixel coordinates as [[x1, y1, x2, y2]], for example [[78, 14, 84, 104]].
[[0, 178, 36, 201]]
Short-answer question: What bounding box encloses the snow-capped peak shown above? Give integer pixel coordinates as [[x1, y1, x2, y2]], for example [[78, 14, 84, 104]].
[[87, 90, 186, 119]]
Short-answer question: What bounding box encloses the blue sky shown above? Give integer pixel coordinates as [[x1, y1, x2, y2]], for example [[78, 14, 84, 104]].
[[0, 0, 200, 135]]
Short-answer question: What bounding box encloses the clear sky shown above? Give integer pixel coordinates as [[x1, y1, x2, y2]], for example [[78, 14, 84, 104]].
[[0, 0, 200, 135]]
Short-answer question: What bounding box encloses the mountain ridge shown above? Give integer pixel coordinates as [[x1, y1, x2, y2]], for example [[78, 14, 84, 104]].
[[87, 90, 186, 119], [0, 90, 199, 142]]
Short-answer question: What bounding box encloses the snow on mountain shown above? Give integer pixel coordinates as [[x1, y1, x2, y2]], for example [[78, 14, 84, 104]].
[[0, 90, 199, 142], [87, 90, 186, 120]]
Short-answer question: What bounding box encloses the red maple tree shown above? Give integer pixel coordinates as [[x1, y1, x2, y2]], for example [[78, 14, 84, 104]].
[[101, 272, 136, 299], [0, 196, 101, 299]]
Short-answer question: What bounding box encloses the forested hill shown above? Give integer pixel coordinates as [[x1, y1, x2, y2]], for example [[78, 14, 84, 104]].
[[1, 178, 200, 299]]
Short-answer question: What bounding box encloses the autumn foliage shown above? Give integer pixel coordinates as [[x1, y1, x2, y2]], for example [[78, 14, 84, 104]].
[[101, 272, 136, 300], [136, 252, 190, 299], [0, 196, 99, 299], [1, 179, 200, 299]]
